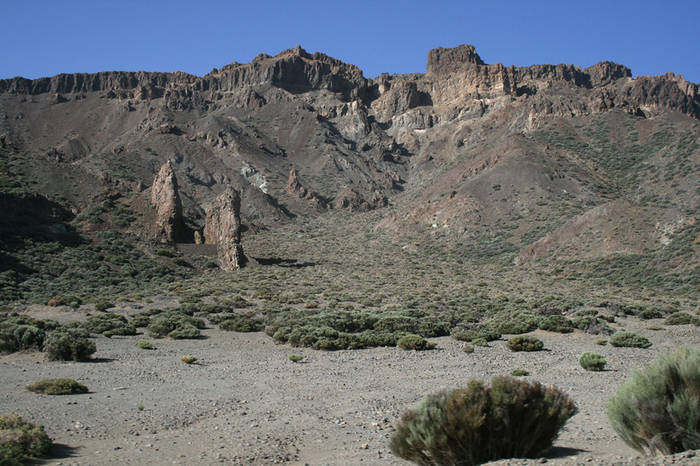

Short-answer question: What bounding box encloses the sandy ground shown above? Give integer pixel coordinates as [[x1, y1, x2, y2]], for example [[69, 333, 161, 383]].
[[1, 308, 698, 465]]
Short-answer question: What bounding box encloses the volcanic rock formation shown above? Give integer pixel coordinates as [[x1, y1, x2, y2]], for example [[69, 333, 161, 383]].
[[204, 187, 247, 270], [150, 161, 184, 243]]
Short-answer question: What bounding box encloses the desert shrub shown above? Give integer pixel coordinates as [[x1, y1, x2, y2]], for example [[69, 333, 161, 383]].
[[82, 314, 136, 336], [374, 314, 449, 338], [130, 315, 151, 328], [148, 312, 204, 339], [489, 312, 540, 335], [390, 376, 577, 465], [472, 337, 489, 347], [172, 258, 191, 267], [26, 378, 88, 395], [579, 352, 606, 371], [271, 324, 402, 350], [137, 340, 154, 350], [506, 336, 544, 352], [463, 344, 474, 354], [451, 325, 500, 343], [538, 315, 574, 333], [664, 312, 698, 326], [167, 324, 200, 339], [94, 300, 114, 312], [43, 328, 96, 361], [12, 325, 46, 350], [571, 315, 611, 334], [596, 338, 608, 346], [511, 369, 529, 376], [640, 309, 663, 319], [288, 354, 304, 363], [219, 316, 264, 332], [155, 249, 174, 257], [0, 414, 52, 463], [181, 355, 197, 364], [607, 347, 700, 455], [397, 334, 435, 351], [609, 332, 652, 348]]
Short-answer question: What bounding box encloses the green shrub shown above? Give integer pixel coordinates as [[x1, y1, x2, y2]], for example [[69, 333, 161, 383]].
[[26, 378, 88, 395], [94, 301, 114, 312], [83, 314, 136, 336], [397, 334, 435, 351], [219, 316, 264, 332], [490, 313, 540, 335], [472, 337, 489, 347], [538, 315, 573, 333], [511, 369, 529, 376], [607, 347, 700, 455], [390, 376, 577, 465], [451, 326, 500, 343], [12, 325, 45, 350], [640, 309, 663, 319], [609, 332, 652, 348], [579, 352, 606, 371], [168, 324, 201, 339], [288, 354, 304, 363], [506, 336, 544, 352], [148, 313, 204, 339], [0, 414, 52, 463], [664, 312, 698, 326], [43, 328, 96, 361], [172, 258, 191, 267], [155, 249, 174, 257], [596, 338, 608, 346], [137, 340, 154, 350]]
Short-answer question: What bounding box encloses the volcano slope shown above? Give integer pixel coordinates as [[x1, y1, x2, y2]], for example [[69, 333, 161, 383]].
[[0, 45, 698, 464]]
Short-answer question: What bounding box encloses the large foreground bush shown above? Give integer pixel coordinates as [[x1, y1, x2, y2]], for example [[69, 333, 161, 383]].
[[607, 347, 700, 455], [390, 376, 577, 465], [0, 414, 52, 463]]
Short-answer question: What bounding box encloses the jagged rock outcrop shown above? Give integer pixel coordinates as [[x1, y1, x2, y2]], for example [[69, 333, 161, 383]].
[[287, 166, 326, 207], [204, 187, 247, 270], [334, 187, 387, 211], [150, 161, 185, 243]]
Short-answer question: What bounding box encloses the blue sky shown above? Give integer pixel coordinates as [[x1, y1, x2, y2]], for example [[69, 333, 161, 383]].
[[1, 0, 698, 82]]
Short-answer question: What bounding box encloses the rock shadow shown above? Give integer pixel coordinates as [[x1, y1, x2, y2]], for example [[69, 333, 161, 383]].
[[252, 257, 316, 268]]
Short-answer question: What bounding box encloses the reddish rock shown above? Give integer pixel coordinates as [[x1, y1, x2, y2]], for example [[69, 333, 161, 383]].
[[204, 187, 247, 270], [150, 161, 184, 243]]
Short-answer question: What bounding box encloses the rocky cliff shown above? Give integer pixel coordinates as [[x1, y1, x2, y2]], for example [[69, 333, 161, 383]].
[[0, 44, 697, 271]]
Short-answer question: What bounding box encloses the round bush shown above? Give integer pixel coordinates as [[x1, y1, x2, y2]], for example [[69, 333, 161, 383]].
[[608, 347, 700, 455], [609, 331, 651, 348], [26, 378, 88, 395], [390, 376, 577, 465], [43, 328, 96, 361], [506, 336, 544, 352], [397, 334, 435, 351], [579, 352, 606, 371]]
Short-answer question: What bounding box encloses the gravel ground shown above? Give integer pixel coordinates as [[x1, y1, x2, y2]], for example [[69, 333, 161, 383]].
[[1, 309, 698, 465]]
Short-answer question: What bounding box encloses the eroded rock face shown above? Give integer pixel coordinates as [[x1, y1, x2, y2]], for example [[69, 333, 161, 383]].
[[334, 186, 387, 211], [150, 161, 184, 243], [204, 187, 247, 270], [287, 166, 326, 207]]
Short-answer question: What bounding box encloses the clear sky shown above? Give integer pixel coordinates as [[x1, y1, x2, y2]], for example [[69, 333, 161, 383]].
[[1, 0, 698, 83]]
